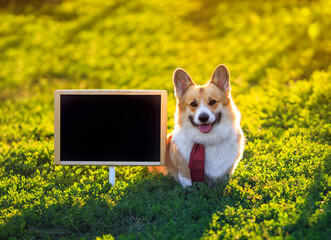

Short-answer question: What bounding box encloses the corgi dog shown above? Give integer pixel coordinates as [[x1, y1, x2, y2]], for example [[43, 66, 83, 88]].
[[164, 64, 245, 188]]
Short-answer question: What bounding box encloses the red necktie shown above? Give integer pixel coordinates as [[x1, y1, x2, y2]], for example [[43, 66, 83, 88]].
[[188, 143, 205, 183]]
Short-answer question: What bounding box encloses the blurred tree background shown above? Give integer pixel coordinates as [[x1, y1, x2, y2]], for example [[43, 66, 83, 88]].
[[0, 0, 330, 239]]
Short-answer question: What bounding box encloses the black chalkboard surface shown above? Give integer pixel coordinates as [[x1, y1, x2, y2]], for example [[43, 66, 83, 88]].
[[54, 90, 167, 165]]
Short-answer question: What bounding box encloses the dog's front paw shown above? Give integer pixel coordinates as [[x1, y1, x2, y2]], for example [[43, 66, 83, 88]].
[[178, 173, 192, 188]]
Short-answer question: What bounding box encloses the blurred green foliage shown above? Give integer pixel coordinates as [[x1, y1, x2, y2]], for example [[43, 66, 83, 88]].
[[0, 0, 330, 239]]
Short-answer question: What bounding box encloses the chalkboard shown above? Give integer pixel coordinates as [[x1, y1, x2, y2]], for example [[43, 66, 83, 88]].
[[54, 90, 167, 165]]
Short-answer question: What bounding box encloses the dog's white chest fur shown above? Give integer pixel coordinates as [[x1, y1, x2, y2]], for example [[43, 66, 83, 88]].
[[204, 140, 239, 180], [172, 127, 240, 185]]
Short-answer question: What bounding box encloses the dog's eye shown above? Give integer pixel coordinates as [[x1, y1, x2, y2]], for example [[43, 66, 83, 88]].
[[190, 102, 198, 107], [209, 99, 217, 106]]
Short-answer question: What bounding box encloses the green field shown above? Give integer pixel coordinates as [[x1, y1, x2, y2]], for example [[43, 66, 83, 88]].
[[0, 0, 330, 239]]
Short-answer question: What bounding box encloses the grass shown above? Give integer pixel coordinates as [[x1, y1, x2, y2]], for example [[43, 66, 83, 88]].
[[0, 0, 330, 239]]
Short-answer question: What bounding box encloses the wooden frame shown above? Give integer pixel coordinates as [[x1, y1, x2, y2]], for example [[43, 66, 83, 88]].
[[54, 90, 167, 166]]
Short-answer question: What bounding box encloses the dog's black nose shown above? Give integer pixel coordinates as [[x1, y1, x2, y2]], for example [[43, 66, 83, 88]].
[[198, 113, 209, 123]]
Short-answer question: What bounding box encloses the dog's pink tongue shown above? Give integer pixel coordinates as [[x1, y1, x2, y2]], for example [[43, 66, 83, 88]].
[[199, 124, 212, 133]]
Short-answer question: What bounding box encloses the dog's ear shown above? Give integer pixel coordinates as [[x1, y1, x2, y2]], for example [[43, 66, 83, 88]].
[[173, 68, 194, 99], [210, 64, 231, 95]]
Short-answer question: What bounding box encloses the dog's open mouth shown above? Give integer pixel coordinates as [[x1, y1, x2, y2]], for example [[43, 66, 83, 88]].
[[199, 124, 212, 133], [189, 112, 222, 133]]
